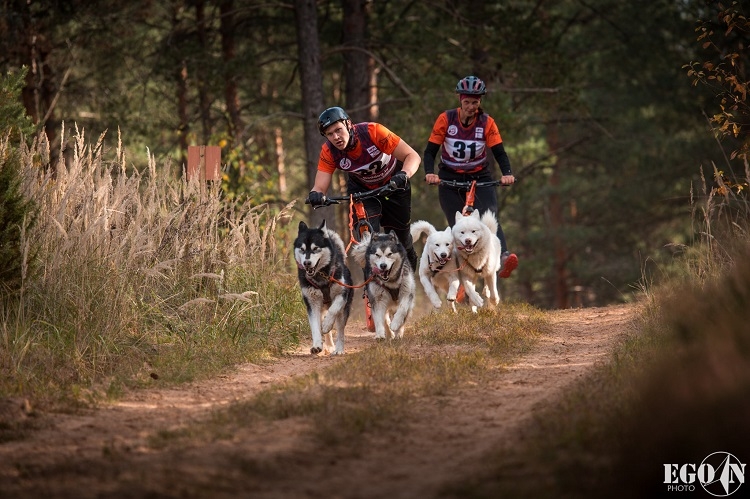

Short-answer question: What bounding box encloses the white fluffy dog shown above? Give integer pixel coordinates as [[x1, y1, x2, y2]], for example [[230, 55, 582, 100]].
[[452, 210, 503, 308], [410, 220, 482, 312]]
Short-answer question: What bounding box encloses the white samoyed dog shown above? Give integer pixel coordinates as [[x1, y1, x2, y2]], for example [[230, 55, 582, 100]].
[[410, 220, 483, 312], [452, 210, 503, 308]]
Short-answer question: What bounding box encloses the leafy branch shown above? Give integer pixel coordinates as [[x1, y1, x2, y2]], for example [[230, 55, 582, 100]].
[[685, 1, 750, 161]]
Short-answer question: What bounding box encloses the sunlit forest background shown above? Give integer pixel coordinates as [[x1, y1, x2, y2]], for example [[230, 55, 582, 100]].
[[2, 0, 748, 309]]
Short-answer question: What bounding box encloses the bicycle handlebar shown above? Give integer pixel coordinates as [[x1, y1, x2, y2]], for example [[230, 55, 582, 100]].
[[436, 179, 502, 189], [305, 180, 400, 208], [435, 178, 519, 189]]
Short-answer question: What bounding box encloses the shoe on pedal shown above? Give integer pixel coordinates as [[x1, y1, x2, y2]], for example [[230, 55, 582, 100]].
[[499, 251, 518, 279]]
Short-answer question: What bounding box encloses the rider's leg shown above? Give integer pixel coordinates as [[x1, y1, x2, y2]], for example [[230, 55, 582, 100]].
[[378, 188, 418, 271]]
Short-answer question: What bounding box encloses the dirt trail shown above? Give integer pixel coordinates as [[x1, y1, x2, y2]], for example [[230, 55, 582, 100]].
[[0, 304, 636, 498]]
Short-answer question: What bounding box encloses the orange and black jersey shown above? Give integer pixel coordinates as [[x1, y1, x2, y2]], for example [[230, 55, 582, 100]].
[[424, 109, 511, 176], [318, 122, 402, 188]]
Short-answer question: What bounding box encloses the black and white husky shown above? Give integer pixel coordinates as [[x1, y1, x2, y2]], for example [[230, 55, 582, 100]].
[[350, 231, 416, 340], [294, 220, 353, 355]]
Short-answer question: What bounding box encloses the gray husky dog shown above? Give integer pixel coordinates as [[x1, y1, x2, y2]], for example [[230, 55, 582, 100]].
[[294, 220, 353, 355], [350, 231, 416, 340]]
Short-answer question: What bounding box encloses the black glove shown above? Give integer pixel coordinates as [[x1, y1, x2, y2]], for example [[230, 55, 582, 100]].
[[391, 171, 408, 188], [307, 191, 325, 207]]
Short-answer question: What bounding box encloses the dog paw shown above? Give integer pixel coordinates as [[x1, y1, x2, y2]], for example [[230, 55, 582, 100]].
[[331, 349, 345, 356], [310, 346, 322, 354], [374, 336, 386, 342], [430, 298, 442, 308]]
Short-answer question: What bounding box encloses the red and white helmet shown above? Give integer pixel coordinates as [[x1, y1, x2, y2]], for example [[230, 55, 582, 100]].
[[455, 75, 486, 96]]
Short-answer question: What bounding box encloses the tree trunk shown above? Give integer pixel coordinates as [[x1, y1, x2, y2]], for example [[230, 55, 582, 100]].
[[342, 0, 370, 122], [547, 122, 569, 309], [220, 0, 244, 147], [176, 60, 189, 173], [195, 1, 211, 145], [275, 127, 287, 195], [294, 0, 329, 228]]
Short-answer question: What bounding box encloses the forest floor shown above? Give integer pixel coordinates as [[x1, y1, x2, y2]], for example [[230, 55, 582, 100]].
[[0, 303, 637, 498]]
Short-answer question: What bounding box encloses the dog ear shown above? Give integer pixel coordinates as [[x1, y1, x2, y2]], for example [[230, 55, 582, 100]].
[[299, 220, 308, 231], [318, 219, 327, 230], [455, 211, 463, 221], [471, 210, 480, 219]]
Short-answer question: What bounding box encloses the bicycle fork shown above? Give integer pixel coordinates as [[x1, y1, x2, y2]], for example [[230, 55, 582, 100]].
[[351, 200, 376, 332]]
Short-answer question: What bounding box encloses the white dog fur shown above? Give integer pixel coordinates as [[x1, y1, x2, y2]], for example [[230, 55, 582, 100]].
[[452, 210, 503, 308], [410, 220, 483, 312]]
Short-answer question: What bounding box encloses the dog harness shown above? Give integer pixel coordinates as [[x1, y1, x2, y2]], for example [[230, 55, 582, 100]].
[[304, 264, 339, 305], [464, 261, 484, 274], [428, 255, 450, 277]]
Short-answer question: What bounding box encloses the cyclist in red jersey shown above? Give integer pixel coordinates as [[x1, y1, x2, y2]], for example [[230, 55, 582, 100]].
[[423, 76, 518, 279], [308, 106, 421, 271]]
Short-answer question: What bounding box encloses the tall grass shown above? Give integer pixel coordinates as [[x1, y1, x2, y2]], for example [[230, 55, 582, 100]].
[[0, 126, 304, 408]]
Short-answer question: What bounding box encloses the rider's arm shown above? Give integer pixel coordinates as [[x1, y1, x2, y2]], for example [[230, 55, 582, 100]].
[[311, 170, 333, 194], [423, 141, 440, 175], [424, 113, 448, 184], [392, 139, 421, 178], [490, 143, 512, 177], [369, 122, 420, 179], [486, 115, 514, 183]]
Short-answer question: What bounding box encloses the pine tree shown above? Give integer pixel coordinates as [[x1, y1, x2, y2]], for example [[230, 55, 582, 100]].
[[0, 67, 37, 293]]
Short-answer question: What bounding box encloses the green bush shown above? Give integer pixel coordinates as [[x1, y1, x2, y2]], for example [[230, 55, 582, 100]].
[[0, 67, 37, 294]]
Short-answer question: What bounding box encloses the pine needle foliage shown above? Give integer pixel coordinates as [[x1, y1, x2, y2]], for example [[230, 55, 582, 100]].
[[0, 68, 37, 295]]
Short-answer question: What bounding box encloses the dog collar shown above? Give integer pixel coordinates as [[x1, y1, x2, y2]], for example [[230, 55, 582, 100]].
[[305, 263, 337, 304], [428, 255, 449, 275]]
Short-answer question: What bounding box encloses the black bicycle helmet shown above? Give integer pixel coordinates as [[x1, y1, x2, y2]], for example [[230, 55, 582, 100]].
[[455, 75, 486, 96], [317, 106, 350, 136]]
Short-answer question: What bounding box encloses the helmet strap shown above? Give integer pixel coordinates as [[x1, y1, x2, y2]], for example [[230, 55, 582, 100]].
[[344, 120, 357, 150]]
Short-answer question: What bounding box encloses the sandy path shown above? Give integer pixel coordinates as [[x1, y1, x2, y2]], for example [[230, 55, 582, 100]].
[[0, 304, 636, 498]]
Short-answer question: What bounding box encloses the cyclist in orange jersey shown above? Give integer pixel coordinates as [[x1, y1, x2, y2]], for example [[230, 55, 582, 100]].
[[308, 106, 421, 271], [423, 76, 518, 278]]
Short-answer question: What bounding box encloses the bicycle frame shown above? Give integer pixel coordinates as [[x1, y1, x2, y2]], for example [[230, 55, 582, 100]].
[[306, 181, 399, 250], [437, 179, 502, 216]]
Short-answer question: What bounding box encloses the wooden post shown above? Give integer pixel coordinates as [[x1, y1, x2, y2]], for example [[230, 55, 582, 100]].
[[187, 145, 221, 182]]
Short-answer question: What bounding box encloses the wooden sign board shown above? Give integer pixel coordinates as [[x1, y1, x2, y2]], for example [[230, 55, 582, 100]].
[[187, 145, 221, 181]]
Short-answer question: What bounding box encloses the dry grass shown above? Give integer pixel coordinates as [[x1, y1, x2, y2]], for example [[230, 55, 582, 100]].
[[0, 127, 304, 408], [203, 302, 550, 446]]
